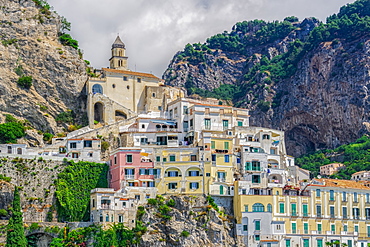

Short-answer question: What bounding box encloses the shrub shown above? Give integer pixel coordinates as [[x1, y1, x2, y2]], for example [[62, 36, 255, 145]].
[[147, 198, 158, 206], [0, 209, 8, 217], [166, 199, 175, 207], [55, 110, 74, 124], [4, 114, 17, 123], [43, 133, 53, 143], [0, 122, 25, 143], [17, 76, 32, 89], [59, 34, 78, 49], [101, 141, 109, 152], [180, 230, 190, 237]]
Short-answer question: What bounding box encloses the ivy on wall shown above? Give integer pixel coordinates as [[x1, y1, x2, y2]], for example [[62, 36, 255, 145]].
[[55, 160, 108, 222]]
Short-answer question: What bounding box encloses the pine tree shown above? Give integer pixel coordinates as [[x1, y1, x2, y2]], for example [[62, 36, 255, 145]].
[[6, 186, 27, 247]]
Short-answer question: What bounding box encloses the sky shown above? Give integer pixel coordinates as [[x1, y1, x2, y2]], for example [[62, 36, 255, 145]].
[[48, 0, 355, 78]]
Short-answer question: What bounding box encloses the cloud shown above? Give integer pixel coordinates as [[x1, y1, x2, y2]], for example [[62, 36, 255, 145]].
[[48, 0, 354, 78]]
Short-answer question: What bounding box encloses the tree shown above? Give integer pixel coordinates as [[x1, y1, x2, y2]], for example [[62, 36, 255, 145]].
[[6, 186, 27, 247]]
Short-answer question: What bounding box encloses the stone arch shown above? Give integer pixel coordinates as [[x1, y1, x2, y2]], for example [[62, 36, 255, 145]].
[[94, 102, 104, 124], [92, 84, 103, 94], [115, 110, 127, 122]]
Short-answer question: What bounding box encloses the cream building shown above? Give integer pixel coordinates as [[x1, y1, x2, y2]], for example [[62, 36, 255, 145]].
[[86, 36, 184, 128]]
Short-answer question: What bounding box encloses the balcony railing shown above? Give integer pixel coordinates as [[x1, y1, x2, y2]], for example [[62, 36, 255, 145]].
[[217, 178, 226, 182], [98, 204, 113, 210], [125, 175, 135, 179]]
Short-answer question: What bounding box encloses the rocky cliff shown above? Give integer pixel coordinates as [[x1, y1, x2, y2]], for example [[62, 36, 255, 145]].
[[0, 0, 87, 139], [163, 2, 370, 156]]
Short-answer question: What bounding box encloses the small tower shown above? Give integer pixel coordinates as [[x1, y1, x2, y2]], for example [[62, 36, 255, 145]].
[[109, 36, 128, 70]]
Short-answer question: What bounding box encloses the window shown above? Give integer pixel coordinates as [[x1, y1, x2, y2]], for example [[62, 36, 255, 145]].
[[127, 85, 130, 89], [222, 120, 229, 130], [190, 119, 193, 127], [118, 215, 123, 223], [135, 195, 140, 200], [252, 161, 261, 171], [123, 76, 128, 81], [262, 134, 270, 140], [344, 225, 348, 232], [183, 106, 188, 114], [92, 199, 95, 207], [331, 224, 335, 233], [245, 205, 248, 212], [243, 225, 248, 231], [355, 225, 359, 232], [291, 204, 297, 216], [92, 84, 103, 94], [303, 239, 309, 247], [126, 154, 133, 163], [368, 225, 370, 237], [224, 141, 229, 150], [70, 142, 77, 149], [303, 204, 308, 217], [168, 183, 177, 189], [316, 189, 321, 197], [114, 156, 117, 165], [245, 162, 251, 170], [267, 204, 272, 212], [279, 203, 285, 213], [224, 155, 230, 163], [204, 119, 211, 130], [167, 171, 179, 177], [303, 223, 308, 234], [330, 206, 335, 218], [212, 154, 216, 162], [190, 155, 197, 161], [84, 140, 92, 147], [329, 190, 334, 200], [217, 172, 226, 179], [188, 170, 199, 176], [343, 207, 348, 219], [122, 201, 126, 207], [169, 155, 176, 161], [252, 203, 265, 212], [206, 173, 210, 177], [316, 204, 322, 217], [252, 175, 260, 183], [211, 141, 215, 149], [189, 182, 199, 189], [286, 239, 291, 247], [317, 223, 322, 233], [148, 181, 155, 187], [156, 156, 160, 162], [140, 137, 148, 144], [367, 193, 370, 203], [342, 191, 347, 202], [347, 240, 352, 247], [128, 182, 134, 186], [255, 220, 261, 231], [353, 208, 360, 219], [291, 222, 296, 233], [270, 148, 276, 155], [267, 243, 271, 247], [254, 235, 260, 241], [317, 239, 323, 247], [137, 78, 141, 83]]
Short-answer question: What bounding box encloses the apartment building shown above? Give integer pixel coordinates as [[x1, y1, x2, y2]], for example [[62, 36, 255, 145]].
[[234, 179, 370, 247], [320, 163, 346, 176], [352, 171, 370, 181]]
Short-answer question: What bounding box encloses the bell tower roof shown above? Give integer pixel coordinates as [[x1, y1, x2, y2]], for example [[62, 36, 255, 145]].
[[112, 36, 125, 49]]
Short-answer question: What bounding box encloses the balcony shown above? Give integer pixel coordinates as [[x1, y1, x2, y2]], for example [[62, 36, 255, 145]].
[[125, 175, 135, 180], [98, 204, 113, 210], [217, 178, 226, 183]]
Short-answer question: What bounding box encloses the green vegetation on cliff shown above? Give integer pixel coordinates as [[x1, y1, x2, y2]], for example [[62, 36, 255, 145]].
[[6, 187, 27, 247], [0, 115, 26, 144], [174, 0, 370, 108], [55, 160, 108, 222], [296, 135, 370, 179]]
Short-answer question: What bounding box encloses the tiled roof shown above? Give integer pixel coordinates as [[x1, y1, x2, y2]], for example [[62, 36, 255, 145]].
[[102, 68, 159, 79], [310, 178, 370, 190]]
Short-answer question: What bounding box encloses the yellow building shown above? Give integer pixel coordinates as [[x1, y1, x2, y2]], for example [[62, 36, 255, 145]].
[[153, 147, 211, 195], [234, 179, 370, 247]]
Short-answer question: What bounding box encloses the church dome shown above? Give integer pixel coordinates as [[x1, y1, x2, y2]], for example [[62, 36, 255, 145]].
[[112, 36, 125, 49]]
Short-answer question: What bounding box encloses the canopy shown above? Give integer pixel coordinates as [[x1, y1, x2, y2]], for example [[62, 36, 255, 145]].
[[151, 120, 176, 126]]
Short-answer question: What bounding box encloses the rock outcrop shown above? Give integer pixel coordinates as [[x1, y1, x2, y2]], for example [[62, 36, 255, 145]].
[[139, 195, 238, 247], [163, 17, 370, 157], [0, 0, 87, 137]]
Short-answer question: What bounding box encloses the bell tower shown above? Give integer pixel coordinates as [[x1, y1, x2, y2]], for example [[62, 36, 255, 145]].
[[109, 36, 128, 70]]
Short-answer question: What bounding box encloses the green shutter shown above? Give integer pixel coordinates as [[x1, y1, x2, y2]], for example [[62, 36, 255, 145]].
[[255, 220, 260, 231], [286, 239, 291, 247], [279, 203, 285, 213], [224, 142, 229, 150], [303, 204, 308, 216], [317, 239, 323, 247], [291, 204, 296, 216], [211, 141, 215, 149], [220, 185, 224, 195]]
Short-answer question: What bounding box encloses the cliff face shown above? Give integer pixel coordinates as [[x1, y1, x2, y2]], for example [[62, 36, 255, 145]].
[[139, 196, 238, 247], [0, 0, 87, 135], [163, 17, 370, 157]]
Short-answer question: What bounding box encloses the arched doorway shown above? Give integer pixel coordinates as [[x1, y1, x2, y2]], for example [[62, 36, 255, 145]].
[[115, 110, 127, 122], [94, 102, 104, 124]]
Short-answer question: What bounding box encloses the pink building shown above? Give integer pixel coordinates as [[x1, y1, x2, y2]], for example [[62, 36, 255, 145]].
[[109, 148, 157, 190]]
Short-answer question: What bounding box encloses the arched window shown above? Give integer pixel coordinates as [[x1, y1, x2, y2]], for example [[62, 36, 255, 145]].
[[118, 60, 122, 66], [106, 214, 109, 222], [267, 204, 272, 212], [92, 84, 103, 94], [252, 203, 265, 212]]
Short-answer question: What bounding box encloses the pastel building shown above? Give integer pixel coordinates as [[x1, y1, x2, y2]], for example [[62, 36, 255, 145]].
[[109, 148, 158, 191], [320, 163, 346, 176], [352, 171, 370, 181], [234, 179, 370, 247]]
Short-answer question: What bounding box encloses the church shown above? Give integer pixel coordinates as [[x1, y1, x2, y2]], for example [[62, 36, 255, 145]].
[[86, 36, 184, 128]]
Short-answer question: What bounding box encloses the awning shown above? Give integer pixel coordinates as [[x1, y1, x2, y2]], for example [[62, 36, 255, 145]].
[[140, 179, 154, 181], [151, 120, 176, 126]]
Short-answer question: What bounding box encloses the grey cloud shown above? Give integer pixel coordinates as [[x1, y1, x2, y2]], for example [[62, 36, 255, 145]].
[[48, 0, 354, 78]]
